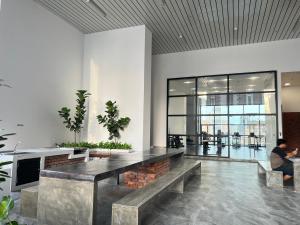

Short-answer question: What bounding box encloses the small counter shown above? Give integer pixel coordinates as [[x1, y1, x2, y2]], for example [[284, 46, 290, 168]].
[[0, 148, 89, 192]]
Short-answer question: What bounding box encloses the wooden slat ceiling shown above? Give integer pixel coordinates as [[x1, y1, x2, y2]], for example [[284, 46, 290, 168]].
[[35, 0, 300, 55]]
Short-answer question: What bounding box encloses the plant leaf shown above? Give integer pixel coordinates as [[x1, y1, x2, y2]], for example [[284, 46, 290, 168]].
[[6, 221, 19, 225], [1, 133, 16, 137], [0, 162, 13, 167], [0, 196, 14, 220]]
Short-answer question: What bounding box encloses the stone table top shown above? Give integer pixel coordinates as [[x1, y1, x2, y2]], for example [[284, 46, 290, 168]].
[[40, 148, 184, 182]]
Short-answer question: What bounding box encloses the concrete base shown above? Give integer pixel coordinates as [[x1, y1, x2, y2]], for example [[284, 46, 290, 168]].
[[194, 164, 201, 176], [294, 162, 300, 192], [111, 205, 140, 225], [112, 159, 201, 225], [169, 178, 184, 193], [266, 171, 283, 189], [21, 186, 38, 218], [257, 161, 283, 189], [37, 177, 97, 225], [258, 164, 265, 174]]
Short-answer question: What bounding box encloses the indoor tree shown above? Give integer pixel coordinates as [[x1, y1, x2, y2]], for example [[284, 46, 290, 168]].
[[97, 101, 130, 144], [58, 90, 90, 143]]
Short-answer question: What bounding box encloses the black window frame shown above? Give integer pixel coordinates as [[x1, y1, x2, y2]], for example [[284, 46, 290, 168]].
[[166, 70, 278, 158]]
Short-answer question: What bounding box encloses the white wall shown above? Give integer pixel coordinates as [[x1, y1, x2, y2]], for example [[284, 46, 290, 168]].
[[143, 28, 152, 149], [282, 85, 300, 112], [0, 0, 83, 149], [82, 25, 152, 151], [152, 38, 300, 147]]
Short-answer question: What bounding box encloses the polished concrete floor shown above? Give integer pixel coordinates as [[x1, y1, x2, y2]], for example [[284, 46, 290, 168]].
[[185, 146, 268, 161], [229, 146, 268, 160], [11, 160, 300, 225]]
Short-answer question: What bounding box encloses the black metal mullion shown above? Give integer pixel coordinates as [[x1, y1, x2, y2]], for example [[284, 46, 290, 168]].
[[227, 74, 230, 158], [196, 90, 276, 97], [167, 71, 278, 157], [213, 107, 216, 146], [274, 71, 279, 140], [195, 78, 199, 147], [166, 80, 170, 147], [169, 94, 197, 98]]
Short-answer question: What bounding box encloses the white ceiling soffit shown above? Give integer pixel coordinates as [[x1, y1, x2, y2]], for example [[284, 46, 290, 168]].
[[35, 0, 300, 55]]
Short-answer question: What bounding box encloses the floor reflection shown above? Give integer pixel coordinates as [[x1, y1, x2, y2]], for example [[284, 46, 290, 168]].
[[185, 146, 268, 161]]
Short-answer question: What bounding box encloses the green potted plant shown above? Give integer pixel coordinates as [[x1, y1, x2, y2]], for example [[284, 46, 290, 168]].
[[0, 79, 19, 225], [96, 101, 132, 153], [58, 90, 90, 154]]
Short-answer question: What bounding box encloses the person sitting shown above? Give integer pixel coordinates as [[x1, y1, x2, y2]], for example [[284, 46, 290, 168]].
[[270, 139, 298, 181]]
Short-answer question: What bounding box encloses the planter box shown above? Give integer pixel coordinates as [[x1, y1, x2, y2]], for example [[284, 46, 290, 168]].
[[91, 148, 133, 153]]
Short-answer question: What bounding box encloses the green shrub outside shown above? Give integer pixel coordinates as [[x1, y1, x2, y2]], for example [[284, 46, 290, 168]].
[[60, 141, 132, 150]]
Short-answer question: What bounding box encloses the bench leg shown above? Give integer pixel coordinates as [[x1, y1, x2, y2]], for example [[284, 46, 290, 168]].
[[194, 164, 201, 176], [37, 177, 97, 225], [266, 171, 283, 189], [21, 189, 38, 218], [258, 165, 265, 174], [112, 205, 139, 225], [294, 162, 300, 192], [169, 177, 184, 194]]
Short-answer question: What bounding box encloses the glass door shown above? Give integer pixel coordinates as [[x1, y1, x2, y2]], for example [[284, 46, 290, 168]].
[[167, 71, 278, 160], [167, 78, 198, 153], [197, 76, 229, 157]]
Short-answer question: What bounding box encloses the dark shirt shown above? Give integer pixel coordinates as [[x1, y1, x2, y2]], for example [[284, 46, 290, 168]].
[[270, 147, 287, 169], [272, 147, 287, 159]]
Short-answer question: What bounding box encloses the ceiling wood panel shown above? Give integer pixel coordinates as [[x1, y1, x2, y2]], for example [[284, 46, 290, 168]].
[[34, 0, 300, 55]]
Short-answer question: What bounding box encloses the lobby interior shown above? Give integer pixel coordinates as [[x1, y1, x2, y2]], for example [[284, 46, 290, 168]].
[[1, 0, 300, 225]]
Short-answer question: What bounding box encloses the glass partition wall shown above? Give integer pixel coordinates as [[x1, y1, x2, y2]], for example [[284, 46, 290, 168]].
[[167, 71, 278, 159]]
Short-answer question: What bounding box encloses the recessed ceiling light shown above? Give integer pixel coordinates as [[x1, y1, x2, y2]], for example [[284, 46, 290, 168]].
[[184, 81, 193, 84], [234, 27, 238, 31], [248, 77, 259, 80], [214, 90, 220, 93], [284, 82, 291, 87], [248, 84, 256, 87], [179, 34, 183, 39], [212, 87, 219, 89], [246, 88, 254, 91], [208, 80, 216, 82], [198, 91, 207, 95], [169, 89, 176, 92]]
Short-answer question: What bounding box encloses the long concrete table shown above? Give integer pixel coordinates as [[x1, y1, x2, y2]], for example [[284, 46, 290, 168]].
[[37, 148, 184, 225]]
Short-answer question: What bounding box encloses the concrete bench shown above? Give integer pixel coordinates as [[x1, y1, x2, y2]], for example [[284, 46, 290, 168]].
[[258, 161, 283, 189], [20, 185, 38, 218], [111, 159, 201, 225]]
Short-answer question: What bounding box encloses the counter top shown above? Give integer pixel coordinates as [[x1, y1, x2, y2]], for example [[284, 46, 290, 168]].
[[1, 147, 74, 155], [40, 148, 184, 182], [0, 147, 88, 160], [2, 147, 90, 192]]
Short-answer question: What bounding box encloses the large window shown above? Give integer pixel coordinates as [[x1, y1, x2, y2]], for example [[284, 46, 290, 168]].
[[167, 71, 277, 159]]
